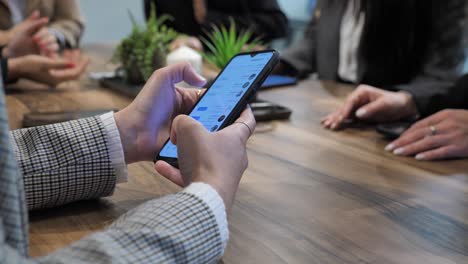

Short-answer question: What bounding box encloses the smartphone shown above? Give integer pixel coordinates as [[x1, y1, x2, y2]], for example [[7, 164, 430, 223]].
[[156, 50, 279, 167], [376, 121, 413, 139], [260, 74, 298, 89]]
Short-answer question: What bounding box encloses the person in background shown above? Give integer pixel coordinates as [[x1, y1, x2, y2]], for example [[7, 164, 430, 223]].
[[322, 74, 468, 161], [0, 62, 256, 262], [276, 0, 466, 126], [0, 8, 88, 88], [0, 0, 84, 56], [144, 0, 289, 50]]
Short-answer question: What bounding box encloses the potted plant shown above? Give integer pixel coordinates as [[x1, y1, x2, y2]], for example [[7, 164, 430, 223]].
[[201, 20, 263, 70], [113, 9, 178, 84]]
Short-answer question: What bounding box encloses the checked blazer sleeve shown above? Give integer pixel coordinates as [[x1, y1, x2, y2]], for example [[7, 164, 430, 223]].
[[10, 117, 117, 210], [2, 116, 228, 263], [37, 186, 226, 263], [2, 184, 227, 264]]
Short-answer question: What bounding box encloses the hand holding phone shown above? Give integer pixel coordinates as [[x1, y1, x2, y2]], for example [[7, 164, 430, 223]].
[[155, 108, 255, 210], [156, 50, 279, 167]]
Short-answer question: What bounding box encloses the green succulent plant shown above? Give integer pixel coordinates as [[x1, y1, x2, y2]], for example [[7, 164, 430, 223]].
[[201, 20, 263, 69], [112, 8, 178, 83]]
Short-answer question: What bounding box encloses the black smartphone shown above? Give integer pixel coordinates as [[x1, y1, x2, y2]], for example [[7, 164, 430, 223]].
[[376, 121, 413, 139], [156, 50, 279, 167], [260, 74, 298, 89]]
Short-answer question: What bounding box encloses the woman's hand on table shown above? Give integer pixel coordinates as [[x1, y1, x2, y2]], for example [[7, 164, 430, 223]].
[[385, 109, 468, 161], [321, 85, 418, 130]]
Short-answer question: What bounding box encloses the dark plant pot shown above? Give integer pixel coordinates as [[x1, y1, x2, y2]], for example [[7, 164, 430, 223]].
[[124, 62, 145, 85], [152, 49, 166, 71], [123, 49, 167, 85]]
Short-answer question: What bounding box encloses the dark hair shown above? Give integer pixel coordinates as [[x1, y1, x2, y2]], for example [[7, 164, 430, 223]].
[[358, 0, 433, 86], [333, 0, 466, 87]]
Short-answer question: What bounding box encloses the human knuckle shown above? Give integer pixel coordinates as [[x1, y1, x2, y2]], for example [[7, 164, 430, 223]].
[[440, 109, 452, 117], [243, 157, 249, 170], [153, 68, 164, 77], [355, 85, 366, 92], [180, 61, 191, 68]]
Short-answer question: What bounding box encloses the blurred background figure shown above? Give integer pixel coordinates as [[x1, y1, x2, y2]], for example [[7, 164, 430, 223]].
[[0, 0, 88, 88], [0, 0, 84, 53], [144, 0, 289, 51], [276, 0, 466, 118]]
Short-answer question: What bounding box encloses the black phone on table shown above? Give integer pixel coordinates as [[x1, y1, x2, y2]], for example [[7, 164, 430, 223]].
[[376, 121, 413, 139], [260, 74, 298, 89], [156, 50, 280, 167]]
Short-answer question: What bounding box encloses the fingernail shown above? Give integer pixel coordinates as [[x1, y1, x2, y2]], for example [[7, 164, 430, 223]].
[[66, 62, 76, 68], [415, 154, 425, 160], [393, 148, 404, 155], [356, 108, 367, 118], [331, 123, 337, 130], [385, 144, 395, 152]]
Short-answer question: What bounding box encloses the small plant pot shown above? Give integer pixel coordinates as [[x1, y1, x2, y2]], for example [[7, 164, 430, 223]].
[[123, 49, 167, 85], [152, 49, 167, 71], [124, 62, 145, 85]]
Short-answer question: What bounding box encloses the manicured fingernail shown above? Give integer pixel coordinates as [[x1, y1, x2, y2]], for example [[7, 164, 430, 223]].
[[331, 123, 337, 129], [393, 148, 404, 155], [356, 108, 367, 118], [385, 144, 395, 152], [415, 154, 425, 160]]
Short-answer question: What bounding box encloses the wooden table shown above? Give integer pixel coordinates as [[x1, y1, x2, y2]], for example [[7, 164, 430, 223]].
[[6, 44, 468, 263]]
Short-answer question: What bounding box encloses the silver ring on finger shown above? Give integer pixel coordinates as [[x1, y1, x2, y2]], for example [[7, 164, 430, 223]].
[[429, 125, 437, 136], [235, 121, 253, 137]]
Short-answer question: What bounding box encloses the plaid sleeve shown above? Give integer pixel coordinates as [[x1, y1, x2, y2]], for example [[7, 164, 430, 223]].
[[37, 189, 225, 264], [10, 117, 116, 210]]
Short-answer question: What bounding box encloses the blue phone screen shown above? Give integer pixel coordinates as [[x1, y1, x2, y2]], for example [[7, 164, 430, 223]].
[[159, 52, 274, 159]]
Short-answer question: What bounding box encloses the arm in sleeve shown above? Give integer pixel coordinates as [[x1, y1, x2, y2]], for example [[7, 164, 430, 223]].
[[394, 1, 467, 117], [1, 183, 228, 264], [9, 116, 118, 210], [48, 0, 84, 48], [203, 0, 289, 42]]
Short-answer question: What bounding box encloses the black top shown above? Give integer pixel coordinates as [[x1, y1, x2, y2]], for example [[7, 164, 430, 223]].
[[144, 0, 288, 43], [423, 74, 468, 116], [281, 0, 467, 117]]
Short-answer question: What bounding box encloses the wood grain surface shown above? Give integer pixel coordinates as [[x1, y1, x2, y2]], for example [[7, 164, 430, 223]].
[[6, 44, 468, 263]]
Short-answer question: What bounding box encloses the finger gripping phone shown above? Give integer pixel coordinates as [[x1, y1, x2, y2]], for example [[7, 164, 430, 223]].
[[156, 50, 279, 167]]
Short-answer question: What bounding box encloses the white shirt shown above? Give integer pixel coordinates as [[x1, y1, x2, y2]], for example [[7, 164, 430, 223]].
[[338, 0, 365, 83]]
